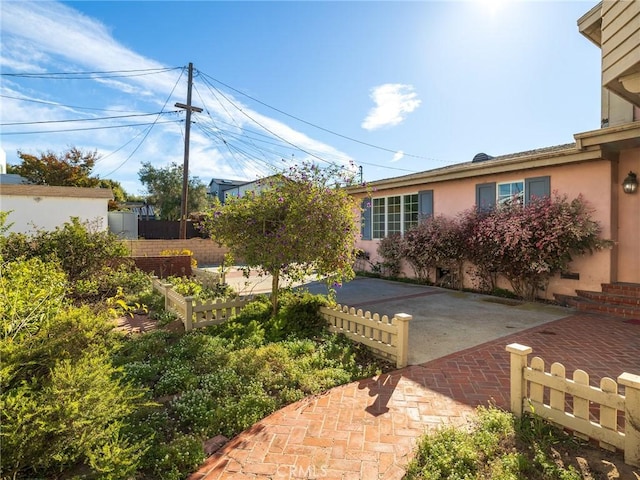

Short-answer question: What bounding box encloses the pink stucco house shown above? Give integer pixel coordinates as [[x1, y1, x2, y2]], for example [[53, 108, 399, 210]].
[[349, 0, 639, 309]]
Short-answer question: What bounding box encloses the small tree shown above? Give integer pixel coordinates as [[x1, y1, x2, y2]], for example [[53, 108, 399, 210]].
[[138, 162, 209, 221], [8, 147, 101, 187], [402, 215, 465, 285], [201, 164, 359, 314]]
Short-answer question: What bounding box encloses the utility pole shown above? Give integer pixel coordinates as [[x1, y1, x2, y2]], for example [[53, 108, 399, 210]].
[[175, 62, 203, 239]]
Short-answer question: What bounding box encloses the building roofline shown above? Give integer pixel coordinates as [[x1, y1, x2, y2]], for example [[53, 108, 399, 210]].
[[0, 184, 114, 199], [348, 143, 600, 193]]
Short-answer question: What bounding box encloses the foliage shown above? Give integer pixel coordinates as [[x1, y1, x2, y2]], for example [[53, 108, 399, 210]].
[[201, 162, 360, 314], [405, 406, 582, 480], [8, 146, 101, 187], [402, 215, 465, 284], [112, 292, 384, 479], [0, 217, 132, 291], [138, 161, 210, 221], [161, 248, 198, 268], [0, 256, 67, 343], [463, 194, 607, 300], [377, 233, 403, 278], [165, 275, 232, 301], [0, 258, 146, 479]]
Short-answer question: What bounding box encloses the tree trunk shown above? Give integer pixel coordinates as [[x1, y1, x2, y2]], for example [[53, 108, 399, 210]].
[[271, 269, 280, 316]]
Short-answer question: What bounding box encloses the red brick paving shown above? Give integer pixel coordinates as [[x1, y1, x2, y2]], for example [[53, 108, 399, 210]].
[[189, 313, 640, 479]]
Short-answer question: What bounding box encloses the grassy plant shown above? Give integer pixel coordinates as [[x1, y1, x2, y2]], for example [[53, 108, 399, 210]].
[[405, 406, 583, 480]]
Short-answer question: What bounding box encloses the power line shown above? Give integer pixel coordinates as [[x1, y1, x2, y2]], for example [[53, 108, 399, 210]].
[[1, 111, 176, 126], [1, 67, 181, 79], [98, 67, 186, 178], [1, 119, 181, 136], [0, 94, 146, 113], [197, 69, 439, 164]]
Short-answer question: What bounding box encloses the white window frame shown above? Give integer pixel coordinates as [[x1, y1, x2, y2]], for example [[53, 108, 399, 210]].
[[372, 193, 419, 239], [497, 180, 524, 205]]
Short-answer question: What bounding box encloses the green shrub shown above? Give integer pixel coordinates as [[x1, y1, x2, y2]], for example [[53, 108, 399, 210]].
[[140, 433, 205, 480], [1, 349, 146, 478], [1, 217, 128, 283], [0, 256, 67, 343]]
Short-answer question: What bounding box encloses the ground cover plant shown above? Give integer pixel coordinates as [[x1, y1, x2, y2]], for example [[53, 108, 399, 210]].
[[404, 406, 636, 480], [0, 217, 387, 479], [113, 291, 386, 480]]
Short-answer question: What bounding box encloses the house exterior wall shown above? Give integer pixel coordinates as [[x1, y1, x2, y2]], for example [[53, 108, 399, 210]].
[[617, 147, 640, 282], [353, 158, 620, 300], [0, 185, 111, 234]]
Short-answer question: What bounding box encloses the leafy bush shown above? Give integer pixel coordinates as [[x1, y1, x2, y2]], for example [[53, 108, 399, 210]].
[[0, 256, 67, 343], [464, 194, 607, 300], [402, 215, 465, 284], [405, 407, 582, 480], [1, 348, 146, 479], [377, 233, 403, 278], [1, 217, 128, 282], [0, 256, 147, 479], [161, 248, 197, 268]]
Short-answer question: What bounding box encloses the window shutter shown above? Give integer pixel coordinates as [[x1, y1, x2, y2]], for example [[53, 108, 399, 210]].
[[525, 176, 550, 204], [476, 182, 496, 210], [361, 197, 372, 240], [418, 190, 434, 221]]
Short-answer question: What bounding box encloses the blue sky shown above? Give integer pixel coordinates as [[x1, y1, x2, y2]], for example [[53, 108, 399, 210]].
[[1, 1, 601, 196]]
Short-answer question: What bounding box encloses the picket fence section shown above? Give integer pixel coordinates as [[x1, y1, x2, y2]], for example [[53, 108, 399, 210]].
[[321, 305, 412, 369], [151, 277, 412, 369], [506, 343, 640, 467], [152, 277, 250, 330]]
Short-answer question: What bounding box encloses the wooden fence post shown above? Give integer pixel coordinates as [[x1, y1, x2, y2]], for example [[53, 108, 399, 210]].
[[505, 343, 532, 417], [394, 313, 412, 369], [618, 372, 640, 467], [183, 296, 194, 332], [162, 283, 173, 311]]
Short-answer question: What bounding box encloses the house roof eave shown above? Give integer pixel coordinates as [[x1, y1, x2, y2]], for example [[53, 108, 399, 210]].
[[348, 143, 603, 194]]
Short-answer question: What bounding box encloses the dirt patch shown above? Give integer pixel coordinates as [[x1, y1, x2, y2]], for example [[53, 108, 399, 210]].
[[558, 442, 639, 479], [115, 313, 184, 334]]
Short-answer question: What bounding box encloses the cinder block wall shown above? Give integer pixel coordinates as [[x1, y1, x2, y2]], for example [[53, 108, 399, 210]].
[[124, 239, 230, 265]]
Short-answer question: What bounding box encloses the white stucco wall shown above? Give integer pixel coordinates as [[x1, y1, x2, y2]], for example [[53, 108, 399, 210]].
[[0, 185, 112, 234]]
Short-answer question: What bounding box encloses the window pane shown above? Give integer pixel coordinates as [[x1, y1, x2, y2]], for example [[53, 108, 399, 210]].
[[388, 196, 401, 235], [373, 198, 385, 239], [404, 194, 419, 231], [498, 181, 524, 205]]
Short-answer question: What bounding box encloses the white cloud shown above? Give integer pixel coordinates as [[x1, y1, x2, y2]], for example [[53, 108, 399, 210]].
[[0, 1, 354, 191], [391, 151, 404, 163], [361, 84, 421, 131]]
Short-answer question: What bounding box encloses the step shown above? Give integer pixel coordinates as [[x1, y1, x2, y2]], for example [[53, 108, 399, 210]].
[[601, 282, 640, 298], [572, 297, 640, 319], [576, 289, 640, 307], [554, 293, 580, 308]]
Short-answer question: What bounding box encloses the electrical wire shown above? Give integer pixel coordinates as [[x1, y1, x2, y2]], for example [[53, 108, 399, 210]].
[[1, 67, 181, 79], [1, 111, 176, 126], [197, 69, 440, 164], [98, 67, 186, 178], [0, 94, 146, 113], [0, 120, 180, 135]]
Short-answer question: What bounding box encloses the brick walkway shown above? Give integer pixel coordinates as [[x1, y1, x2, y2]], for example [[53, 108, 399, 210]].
[[189, 313, 640, 480]]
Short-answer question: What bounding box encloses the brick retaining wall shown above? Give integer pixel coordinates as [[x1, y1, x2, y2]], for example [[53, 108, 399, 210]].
[[123, 239, 230, 265]]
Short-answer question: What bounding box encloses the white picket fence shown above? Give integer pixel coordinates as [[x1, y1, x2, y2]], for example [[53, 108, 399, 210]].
[[152, 277, 251, 330], [321, 305, 412, 369], [506, 343, 640, 467], [151, 277, 412, 368]]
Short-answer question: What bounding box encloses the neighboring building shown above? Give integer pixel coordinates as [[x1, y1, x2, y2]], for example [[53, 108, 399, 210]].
[[0, 184, 113, 234], [349, 0, 639, 301], [208, 178, 249, 204]]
